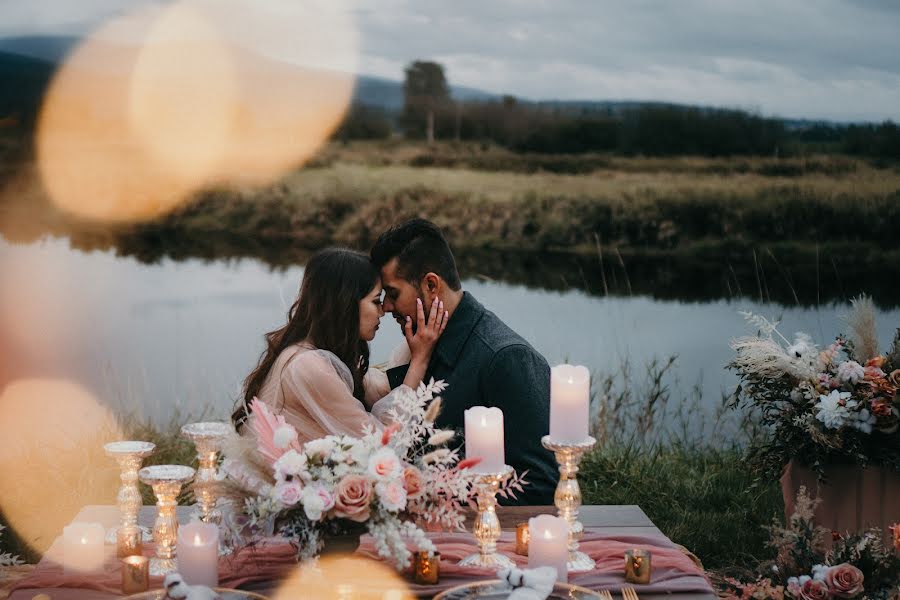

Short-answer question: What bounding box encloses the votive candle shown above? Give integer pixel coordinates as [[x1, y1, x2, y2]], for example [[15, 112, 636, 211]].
[[515, 522, 530, 556], [464, 406, 505, 473], [176, 521, 218, 587], [527, 514, 568, 583], [550, 364, 590, 443], [62, 522, 105, 574], [625, 549, 652, 584], [414, 551, 440, 585], [121, 555, 150, 594]]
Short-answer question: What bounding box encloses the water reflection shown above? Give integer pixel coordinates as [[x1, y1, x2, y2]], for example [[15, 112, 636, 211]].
[[7, 226, 899, 308], [2, 234, 898, 444]]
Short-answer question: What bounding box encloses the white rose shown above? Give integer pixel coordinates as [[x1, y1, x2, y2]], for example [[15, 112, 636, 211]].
[[375, 481, 407, 512], [836, 361, 865, 384], [367, 447, 402, 481], [301, 484, 335, 521]]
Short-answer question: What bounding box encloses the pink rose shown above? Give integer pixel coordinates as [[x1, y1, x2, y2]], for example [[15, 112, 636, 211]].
[[275, 481, 303, 506], [375, 481, 407, 512], [824, 563, 864, 598], [401, 466, 425, 500], [367, 447, 401, 481], [800, 579, 830, 600], [334, 474, 373, 522]]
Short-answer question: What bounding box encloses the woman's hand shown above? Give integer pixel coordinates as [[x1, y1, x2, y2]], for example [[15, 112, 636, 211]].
[[404, 297, 448, 365]]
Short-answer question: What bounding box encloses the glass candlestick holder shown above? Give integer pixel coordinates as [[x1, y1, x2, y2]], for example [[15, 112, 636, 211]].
[[181, 421, 231, 524], [139, 464, 195, 576], [458, 465, 515, 569], [542, 435, 597, 573], [104, 441, 155, 543]]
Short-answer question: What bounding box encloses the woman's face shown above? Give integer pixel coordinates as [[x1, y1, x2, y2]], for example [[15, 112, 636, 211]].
[[358, 281, 385, 342]]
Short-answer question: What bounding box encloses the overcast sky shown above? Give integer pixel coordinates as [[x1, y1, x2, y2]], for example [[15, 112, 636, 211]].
[[2, 0, 899, 122]]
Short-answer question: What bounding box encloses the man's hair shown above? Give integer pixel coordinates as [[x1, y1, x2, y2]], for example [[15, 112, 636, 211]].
[[370, 218, 461, 291]]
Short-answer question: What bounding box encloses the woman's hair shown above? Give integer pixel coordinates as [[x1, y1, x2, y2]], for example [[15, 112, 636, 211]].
[[232, 248, 379, 430]]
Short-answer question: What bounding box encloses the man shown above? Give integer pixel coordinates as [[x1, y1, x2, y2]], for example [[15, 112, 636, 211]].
[[371, 218, 557, 505]]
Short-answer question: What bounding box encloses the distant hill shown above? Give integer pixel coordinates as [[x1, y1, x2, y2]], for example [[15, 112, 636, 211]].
[[0, 33, 866, 131]]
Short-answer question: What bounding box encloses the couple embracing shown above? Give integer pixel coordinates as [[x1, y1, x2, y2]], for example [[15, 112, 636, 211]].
[[232, 219, 557, 505]]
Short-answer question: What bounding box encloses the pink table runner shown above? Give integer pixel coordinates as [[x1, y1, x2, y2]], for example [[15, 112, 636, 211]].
[[11, 529, 713, 598]]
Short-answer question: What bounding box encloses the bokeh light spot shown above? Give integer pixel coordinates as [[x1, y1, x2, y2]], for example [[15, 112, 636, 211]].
[[273, 555, 413, 600], [0, 379, 121, 556]]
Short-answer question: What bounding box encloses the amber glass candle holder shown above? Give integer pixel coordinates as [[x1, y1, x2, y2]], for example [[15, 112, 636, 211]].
[[122, 555, 150, 594], [414, 551, 440, 585], [116, 525, 143, 558], [515, 523, 530, 556], [624, 549, 651, 584]]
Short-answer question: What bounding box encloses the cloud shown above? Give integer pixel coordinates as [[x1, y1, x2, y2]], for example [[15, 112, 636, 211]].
[[2, 0, 898, 120]]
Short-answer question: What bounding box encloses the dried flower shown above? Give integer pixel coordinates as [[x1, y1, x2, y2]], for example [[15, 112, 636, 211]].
[[424, 398, 442, 423], [427, 430, 455, 446]]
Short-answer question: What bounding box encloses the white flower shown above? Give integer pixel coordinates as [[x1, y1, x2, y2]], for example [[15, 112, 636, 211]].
[[811, 564, 829, 581], [787, 333, 815, 359], [300, 484, 335, 521], [274, 450, 307, 481], [815, 390, 852, 429], [367, 447, 402, 481], [836, 360, 865, 384], [349, 439, 371, 465], [273, 425, 298, 450], [375, 481, 407, 512], [304, 437, 336, 459], [849, 407, 876, 434], [333, 462, 350, 478]]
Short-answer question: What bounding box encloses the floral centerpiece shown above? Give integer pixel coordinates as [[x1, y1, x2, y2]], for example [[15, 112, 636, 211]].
[[220, 379, 527, 570], [720, 488, 900, 600], [728, 297, 900, 481]]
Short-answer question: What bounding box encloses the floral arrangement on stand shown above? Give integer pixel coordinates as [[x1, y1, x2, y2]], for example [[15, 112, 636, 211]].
[[720, 487, 900, 600], [219, 379, 527, 570], [728, 296, 900, 480]]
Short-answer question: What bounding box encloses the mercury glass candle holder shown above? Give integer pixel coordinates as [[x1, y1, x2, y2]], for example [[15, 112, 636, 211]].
[[139, 464, 195, 576], [458, 465, 515, 569], [104, 441, 155, 543], [542, 435, 597, 573], [181, 421, 231, 524]]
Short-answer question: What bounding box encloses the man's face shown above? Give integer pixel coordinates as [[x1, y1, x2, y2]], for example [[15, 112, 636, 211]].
[[379, 257, 426, 331]]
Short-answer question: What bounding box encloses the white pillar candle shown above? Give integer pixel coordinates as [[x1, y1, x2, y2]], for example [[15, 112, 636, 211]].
[[176, 522, 218, 587], [527, 514, 568, 583], [62, 522, 105, 574], [464, 406, 505, 473], [550, 364, 590, 443]]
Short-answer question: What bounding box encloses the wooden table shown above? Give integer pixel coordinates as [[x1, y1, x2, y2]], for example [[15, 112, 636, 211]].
[[9, 505, 715, 600]]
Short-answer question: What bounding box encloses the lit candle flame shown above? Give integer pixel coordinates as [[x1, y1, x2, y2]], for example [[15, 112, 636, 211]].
[[194, 533, 203, 545]]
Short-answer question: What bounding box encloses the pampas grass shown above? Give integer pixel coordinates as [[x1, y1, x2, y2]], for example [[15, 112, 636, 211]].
[[846, 295, 879, 362]]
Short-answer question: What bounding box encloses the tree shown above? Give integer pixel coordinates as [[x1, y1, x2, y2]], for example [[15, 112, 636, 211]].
[[402, 61, 450, 143]]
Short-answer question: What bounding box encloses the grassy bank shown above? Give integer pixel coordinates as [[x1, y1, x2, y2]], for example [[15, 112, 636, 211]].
[[4, 143, 900, 256]]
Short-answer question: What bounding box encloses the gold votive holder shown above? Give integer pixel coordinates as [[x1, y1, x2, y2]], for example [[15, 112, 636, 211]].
[[122, 555, 150, 594], [515, 523, 530, 556], [624, 549, 651, 584], [414, 551, 440, 585], [117, 525, 143, 558]]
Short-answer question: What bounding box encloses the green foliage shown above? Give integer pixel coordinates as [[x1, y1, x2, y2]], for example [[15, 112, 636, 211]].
[[579, 444, 782, 571]]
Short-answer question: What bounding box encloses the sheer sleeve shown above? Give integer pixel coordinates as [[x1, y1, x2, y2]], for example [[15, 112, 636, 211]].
[[278, 350, 406, 440]]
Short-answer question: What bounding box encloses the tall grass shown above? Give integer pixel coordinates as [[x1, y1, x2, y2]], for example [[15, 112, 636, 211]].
[[581, 356, 781, 572]]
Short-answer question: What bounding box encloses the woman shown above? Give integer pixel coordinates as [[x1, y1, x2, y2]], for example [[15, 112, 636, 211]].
[[231, 248, 447, 443]]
